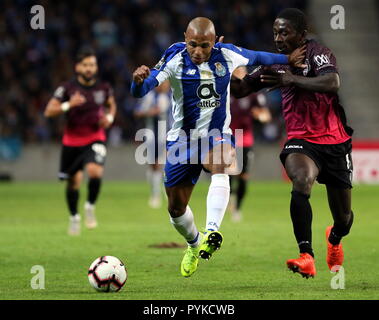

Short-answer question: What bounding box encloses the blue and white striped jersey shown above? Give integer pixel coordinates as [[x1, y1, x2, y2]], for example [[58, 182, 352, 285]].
[[132, 42, 288, 141]]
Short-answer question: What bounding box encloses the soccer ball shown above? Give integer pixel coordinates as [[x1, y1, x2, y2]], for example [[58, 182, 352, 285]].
[[88, 256, 127, 292]]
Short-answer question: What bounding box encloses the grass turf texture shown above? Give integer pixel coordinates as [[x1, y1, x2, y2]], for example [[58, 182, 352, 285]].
[[0, 181, 378, 300]]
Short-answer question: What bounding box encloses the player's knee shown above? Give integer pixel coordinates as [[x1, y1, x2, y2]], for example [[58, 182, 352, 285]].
[[86, 164, 103, 179], [168, 201, 187, 218], [210, 163, 229, 174], [291, 173, 315, 194], [168, 204, 186, 218]]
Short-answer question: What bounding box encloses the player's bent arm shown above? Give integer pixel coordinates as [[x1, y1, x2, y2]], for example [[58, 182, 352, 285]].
[[252, 51, 289, 66], [291, 72, 340, 93], [230, 77, 256, 98], [44, 98, 66, 118], [130, 76, 159, 98], [106, 95, 117, 119]]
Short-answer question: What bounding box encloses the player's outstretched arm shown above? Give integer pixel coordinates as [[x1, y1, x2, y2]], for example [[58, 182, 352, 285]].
[[130, 65, 159, 98], [253, 45, 306, 68], [261, 70, 340, 93], [44, 91, 86, 117]]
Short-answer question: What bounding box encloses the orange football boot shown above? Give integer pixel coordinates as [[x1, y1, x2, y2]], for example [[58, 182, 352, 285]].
[[326, 226, 344, 271], [286, 253, 316, 278]]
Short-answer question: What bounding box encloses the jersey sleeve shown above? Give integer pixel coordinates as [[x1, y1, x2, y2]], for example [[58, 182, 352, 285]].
[[52, 83, 69, 102], [220, 43, 288, 69], [130, 43, 183, 98], [309, 44, 338, 76], [243, 66, 271, 91]]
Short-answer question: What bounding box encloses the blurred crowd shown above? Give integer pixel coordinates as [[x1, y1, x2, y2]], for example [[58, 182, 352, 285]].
[[0, 0, 308, 149]]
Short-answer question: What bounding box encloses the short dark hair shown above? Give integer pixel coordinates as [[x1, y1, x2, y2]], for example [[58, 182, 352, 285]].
[[277, 8, 307, 33], [75, 47, 96, 63]]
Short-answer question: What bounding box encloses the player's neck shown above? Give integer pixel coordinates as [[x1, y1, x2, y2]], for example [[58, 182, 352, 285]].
[[77, 76, 96, 87]]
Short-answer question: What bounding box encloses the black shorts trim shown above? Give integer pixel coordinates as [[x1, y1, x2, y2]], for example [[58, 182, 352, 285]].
[[280, 139, 353, 189]]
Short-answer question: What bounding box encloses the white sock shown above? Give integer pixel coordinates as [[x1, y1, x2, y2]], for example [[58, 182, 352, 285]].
[[170, 206, 200, 247], [151, 170, 162, 198], [206, 173, 230, 231]]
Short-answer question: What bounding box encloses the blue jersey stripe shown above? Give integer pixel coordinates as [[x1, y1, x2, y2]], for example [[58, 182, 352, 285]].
[[207, 50, 230, 133], [180, 51, 202, 135]]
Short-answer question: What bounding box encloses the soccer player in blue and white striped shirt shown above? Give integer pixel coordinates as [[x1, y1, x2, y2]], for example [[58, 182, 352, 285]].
[[131, 17, 305, 277]]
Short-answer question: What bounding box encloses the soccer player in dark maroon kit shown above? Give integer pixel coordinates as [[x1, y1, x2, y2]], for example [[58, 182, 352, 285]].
[[231, 8, 354, 278], [44, 48, 117, 236], [229, 67, 272, 222]]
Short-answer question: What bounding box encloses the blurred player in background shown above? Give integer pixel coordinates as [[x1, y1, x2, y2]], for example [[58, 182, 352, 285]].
[[44, 48, 117, 236], [134, 80, 171, 209], [131, 17, 305, 278], [231, 8, 354, 278], [229, 67, 272, 222]]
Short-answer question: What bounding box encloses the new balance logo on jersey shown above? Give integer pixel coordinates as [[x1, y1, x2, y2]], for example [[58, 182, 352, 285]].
[[285, 145, 303, 149], [186, 69, 196, 75]]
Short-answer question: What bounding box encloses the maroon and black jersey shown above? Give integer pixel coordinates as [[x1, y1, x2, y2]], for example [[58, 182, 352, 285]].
[[230, 94, 258, 148], [53, 79, 113, 147], [244, 39, 353, 145]]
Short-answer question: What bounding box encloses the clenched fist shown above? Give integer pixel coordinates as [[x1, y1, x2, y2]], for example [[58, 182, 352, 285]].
[[132, 65, 151, 85]]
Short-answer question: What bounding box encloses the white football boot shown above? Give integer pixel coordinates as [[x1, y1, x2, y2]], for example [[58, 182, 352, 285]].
[[84, 202, 98, 229], [68, 214, 81, 236]]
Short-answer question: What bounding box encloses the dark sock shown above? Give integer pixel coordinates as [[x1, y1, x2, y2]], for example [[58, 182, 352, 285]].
[[66, 188, 79, 216], [88, 178, 101, 205], [236, 178, 247, 210], [290, 190, 314, 257], [229, 176, 235, 195], [329, 211, 354, 245]]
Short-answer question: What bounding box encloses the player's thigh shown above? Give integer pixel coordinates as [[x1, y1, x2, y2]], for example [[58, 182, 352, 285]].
[[203, 143, 236, 173], [285, 153, 319, 192], [84, 141, 107, 178], [165, 181, 195, 217], [326, 185, 351, 218]]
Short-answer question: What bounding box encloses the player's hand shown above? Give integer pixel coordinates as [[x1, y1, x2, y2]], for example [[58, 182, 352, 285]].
[[287, 45, 307, 69], [217, 36, 225, 43], [133, 65, 151, 85], [260, 69, 295, 91], [99, 115, 113, 129], [252, 107, 272, 123], [69, 91, 86, 107]]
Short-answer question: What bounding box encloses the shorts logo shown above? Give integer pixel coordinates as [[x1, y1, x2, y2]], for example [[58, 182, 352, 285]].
[[285, 145, 303, 149], [214, 62, 226, 77], [92, 143, 107, 163]]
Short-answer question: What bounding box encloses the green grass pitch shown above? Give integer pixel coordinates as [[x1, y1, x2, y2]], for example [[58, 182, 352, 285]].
[[0, 180, 378, 300]]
